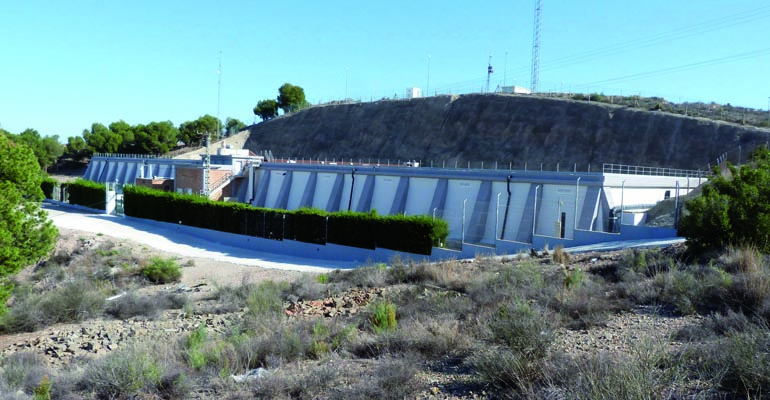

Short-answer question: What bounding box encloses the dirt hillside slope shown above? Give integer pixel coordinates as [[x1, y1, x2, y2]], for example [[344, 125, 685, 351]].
[[244, 94, 770, 170]]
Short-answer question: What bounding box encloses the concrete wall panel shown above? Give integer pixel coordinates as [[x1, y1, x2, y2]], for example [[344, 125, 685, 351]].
[[287, 171, 311, 210], [405, 178, 438, 216], [444, 179, 482, 241], [313, 173, 338, 210], [371, 175, 400, 215]]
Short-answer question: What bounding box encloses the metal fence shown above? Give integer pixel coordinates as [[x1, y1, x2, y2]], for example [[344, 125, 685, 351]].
[[602, 163, 710, 178]]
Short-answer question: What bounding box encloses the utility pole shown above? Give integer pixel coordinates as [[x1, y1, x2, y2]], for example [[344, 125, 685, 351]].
[[486, 54, 493, 93], [530, 0, 542, 93], [503, 51, 508, 87], [202, 131, 211, 197], [426, 55, 431, 96], [767, 96, 770, 125], [216, 52, 222, 139]]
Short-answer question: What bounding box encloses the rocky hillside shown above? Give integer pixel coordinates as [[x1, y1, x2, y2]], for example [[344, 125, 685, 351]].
[[244, 94, 770, 170]]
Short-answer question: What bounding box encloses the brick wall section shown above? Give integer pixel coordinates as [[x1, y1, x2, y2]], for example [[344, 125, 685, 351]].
[[176, 167, 232, 198], [135, 178, 175, 192], [175, 167, 203, 194]]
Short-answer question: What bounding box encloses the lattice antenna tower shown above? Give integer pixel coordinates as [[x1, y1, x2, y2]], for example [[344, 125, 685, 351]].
[[486, 54, 493, 93], [530, 0, 542, 93]]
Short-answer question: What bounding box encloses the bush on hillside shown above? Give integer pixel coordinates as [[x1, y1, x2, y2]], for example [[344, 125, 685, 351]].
[[679, 145, 770, 254], [141, 257, 182, 284]]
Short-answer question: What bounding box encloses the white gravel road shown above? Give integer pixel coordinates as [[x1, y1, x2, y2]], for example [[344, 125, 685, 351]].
[[43, 203, 357, 273]]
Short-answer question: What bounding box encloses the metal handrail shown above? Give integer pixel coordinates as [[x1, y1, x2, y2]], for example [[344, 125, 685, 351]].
[[602, 163, 710, 178]]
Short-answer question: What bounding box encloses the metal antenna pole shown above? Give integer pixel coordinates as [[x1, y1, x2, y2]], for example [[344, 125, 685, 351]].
[[486, 54, 493, 93], [504, 51, 508, 87], [203, 132, 211, 197], [426, 55, 431, 96], [530, 0, 542, 93], [217, 52, 222, 139]]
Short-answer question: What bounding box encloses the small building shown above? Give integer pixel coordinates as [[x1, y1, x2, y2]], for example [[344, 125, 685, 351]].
[[405, 87, 422, 99], [84, 145, 263, 201], [500, 86, 532, 95]]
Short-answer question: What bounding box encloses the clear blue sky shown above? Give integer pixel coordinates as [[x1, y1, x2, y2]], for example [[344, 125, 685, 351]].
[[2, 0, 769, 141]]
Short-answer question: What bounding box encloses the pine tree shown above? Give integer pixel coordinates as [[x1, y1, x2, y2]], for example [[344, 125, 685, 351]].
[[0, 132, 58, 313]]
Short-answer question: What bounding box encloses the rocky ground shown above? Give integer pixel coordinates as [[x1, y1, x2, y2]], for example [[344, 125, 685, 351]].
[[0, 225, 703, 399]]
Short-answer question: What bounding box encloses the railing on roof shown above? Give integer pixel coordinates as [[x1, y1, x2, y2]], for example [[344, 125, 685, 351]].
[[602, 163, 710, 178], [91, 152, 175, 159]]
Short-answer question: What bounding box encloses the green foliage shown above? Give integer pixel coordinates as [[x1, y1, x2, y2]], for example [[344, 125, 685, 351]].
[[225, 117, 246, 135], [370, 301, 397, 333], [65, 178, 106, 210], [141, 257, 182, 284], [184, 324, 208, 370], [64, 135, 89, 160], [40, 177, 57, 200], [277, 83, 309, 113], [33, 375, 51, 400], [80, 345, 162, 399], [178, 114, 221, 145], [11, 129, 64, 171], [254, 99, 279, 121], [123, 185, 447, 255], [245, 281, 287, 317], [316, 273, 329, 284], [488, 300, 553, 359], [1, 280, 105, 332], [679, 146, 770, 253], [0, 133, 57, 315], [83, 119, 180, 155]]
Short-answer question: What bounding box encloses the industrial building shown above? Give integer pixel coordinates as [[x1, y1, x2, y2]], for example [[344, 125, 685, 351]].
[[83, 145, 705, 259]]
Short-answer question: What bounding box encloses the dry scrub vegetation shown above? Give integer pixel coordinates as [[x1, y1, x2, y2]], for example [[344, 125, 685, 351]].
[[2, 238, 770, 399]]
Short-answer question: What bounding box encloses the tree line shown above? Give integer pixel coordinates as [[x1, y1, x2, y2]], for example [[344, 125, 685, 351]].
[[0, 114, 247, 167], [253, 83, 309, 121], [0, 81, 309, 167]]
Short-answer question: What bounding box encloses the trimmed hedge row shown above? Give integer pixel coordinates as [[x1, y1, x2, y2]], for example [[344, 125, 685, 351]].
[[40, 177, 57, 200], [64, 179, 106, 210], [123, 185, 448, 255]]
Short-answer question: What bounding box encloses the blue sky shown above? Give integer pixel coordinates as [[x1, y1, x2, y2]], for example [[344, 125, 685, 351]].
[[2, 0, 769, 140]]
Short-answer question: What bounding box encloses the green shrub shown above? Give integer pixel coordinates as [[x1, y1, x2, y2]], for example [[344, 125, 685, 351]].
[[79, 345, 163, 399], [123, 185, 448, 255], [487, 301, 553, 359], [40, 177, 57, 200], [2, 281, 105, 333], [332, 356, 420, 400], [66, 179, 106, 210], [184, 324, 208, 370], [679, 145, 770, 254], [105, 291, 187, 320], [32, 375, 51, 400], [245, 281, 287, 317], [141, 257, 181, 284], [370, 301, 397, 333], [693, 325, 770, 397], [1, 353, 49, 395], [471, 346, 542, 396]]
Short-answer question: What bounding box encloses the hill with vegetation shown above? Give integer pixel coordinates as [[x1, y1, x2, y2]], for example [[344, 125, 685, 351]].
[[244, 93, 770, 171]]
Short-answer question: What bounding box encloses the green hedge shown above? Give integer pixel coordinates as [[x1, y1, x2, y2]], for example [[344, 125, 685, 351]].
[[65, 179, 106, 210], [122, 185, 448, 255], [40, 177, 58, 200]]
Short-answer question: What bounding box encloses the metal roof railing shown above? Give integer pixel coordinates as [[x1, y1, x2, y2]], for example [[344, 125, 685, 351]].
[[602, 163, 711, 178]]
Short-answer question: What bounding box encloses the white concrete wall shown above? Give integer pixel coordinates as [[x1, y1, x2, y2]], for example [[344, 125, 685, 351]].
[[405, 177, 438, 216], [444, 179, 482, 241], [312, 173, 337, 210], [265, 170, 287, 208], [371, 175, 400, 214], [537, 184, 576, 239], [287, 171, 311, 210]]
